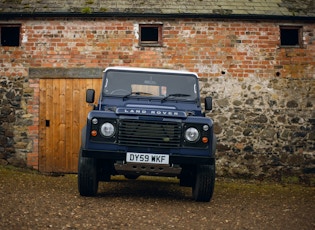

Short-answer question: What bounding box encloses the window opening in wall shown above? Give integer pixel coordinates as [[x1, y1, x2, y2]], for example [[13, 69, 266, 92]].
[[280, 26, 302, 47], [139, 24, 162, 46], [0, 25, 21, 47]]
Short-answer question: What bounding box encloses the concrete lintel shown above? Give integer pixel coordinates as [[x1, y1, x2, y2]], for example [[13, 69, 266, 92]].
[[29, 68, 103, 79]]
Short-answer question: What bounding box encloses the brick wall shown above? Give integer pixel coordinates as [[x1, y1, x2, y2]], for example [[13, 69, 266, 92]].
[[1, 18, 313, 76], [0, 18, 314, 180]]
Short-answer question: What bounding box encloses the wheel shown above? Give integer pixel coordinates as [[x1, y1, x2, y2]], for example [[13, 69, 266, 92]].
[[192, 164, 215, 202], [78, 148, 99, 196], [124, 174, 140, 180]]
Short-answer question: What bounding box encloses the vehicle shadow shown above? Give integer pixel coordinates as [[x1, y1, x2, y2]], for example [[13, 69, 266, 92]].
[[97, 176, 192, 201]]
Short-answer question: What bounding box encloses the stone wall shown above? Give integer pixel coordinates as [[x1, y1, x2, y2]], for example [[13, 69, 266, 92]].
[[201, 77, 315, 180], [0, 75, 30, 167], [0, 17, 314, 180]]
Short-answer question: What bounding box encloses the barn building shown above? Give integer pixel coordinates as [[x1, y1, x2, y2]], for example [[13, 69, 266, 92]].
[[0, 0, 314, 181]]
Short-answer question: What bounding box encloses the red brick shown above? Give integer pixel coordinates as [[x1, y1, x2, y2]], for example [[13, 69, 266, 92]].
[[27, 153, 38, 169]]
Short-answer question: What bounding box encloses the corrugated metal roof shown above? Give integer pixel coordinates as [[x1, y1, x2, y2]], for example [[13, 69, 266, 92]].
[[0, 0, 314, 18]]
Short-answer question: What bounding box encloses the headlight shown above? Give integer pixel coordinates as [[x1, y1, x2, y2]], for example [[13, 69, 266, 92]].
[[100, 122, 115, 137], [184, 127, 200, 142]]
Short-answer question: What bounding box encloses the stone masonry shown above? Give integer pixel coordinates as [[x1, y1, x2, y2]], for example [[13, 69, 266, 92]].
[[201, 76, 314, 180], [0, 16, 314, 181]]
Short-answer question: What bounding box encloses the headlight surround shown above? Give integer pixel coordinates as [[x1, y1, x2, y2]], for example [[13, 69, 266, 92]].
[[184, 127, 200, 142], [91, 118, 98, 125], [100, 122, 115, 137]]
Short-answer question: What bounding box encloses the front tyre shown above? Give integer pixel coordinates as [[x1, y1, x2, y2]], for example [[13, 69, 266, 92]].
[[78, 148, 99, 196], [192, 164, 215, 202]]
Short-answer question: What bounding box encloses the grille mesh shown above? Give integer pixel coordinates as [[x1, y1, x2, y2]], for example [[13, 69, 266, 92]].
[[118, 119, 181, 148]]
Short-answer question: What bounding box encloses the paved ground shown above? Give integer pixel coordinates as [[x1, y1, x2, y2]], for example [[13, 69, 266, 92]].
[[0, 166, 314, 229]]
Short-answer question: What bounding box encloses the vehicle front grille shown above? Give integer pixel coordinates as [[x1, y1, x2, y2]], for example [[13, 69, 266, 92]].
[[118, 119, 182, 148]]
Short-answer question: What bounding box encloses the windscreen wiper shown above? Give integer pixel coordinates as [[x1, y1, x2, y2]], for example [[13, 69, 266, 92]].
[[162, 93, 191, 102], [123, 91, 153, 100]]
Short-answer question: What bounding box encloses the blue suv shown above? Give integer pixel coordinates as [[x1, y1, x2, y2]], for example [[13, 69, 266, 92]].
[[78, 67, 216, 202]]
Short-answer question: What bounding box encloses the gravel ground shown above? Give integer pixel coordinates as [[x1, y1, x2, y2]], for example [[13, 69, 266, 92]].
[[0, 166, 314, 230]]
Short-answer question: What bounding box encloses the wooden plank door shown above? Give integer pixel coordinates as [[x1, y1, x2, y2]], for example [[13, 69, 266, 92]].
[[39, 79, 102, 173]]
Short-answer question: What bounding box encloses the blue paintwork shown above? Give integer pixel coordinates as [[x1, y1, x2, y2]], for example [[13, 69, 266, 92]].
[[82, 67, 216, 163]]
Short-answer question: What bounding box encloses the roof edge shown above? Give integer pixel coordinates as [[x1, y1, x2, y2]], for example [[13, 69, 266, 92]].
[[1, 12, 315, 21], [104, 66, 198, 77]]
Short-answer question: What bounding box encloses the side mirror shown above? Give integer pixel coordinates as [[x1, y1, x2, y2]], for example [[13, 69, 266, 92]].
[[86, 89, 95, 103], [205, 97, 212, 111]]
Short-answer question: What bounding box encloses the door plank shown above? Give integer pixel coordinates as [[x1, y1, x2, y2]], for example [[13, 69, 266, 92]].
[[39, 80, 46, 172], [65, 80, 74, 171]]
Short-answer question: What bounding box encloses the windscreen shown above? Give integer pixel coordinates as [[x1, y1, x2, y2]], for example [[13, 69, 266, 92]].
[[103, 70, 198, 101]]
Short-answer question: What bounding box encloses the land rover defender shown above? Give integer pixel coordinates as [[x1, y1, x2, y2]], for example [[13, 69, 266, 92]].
[[78, 67, 216, 202]]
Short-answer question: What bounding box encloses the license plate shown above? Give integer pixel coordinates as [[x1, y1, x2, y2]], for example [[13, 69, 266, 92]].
[[126, 152, 169, 165]]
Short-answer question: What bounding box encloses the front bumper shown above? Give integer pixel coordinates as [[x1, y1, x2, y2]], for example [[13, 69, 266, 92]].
[[82, 149, 214, 165]]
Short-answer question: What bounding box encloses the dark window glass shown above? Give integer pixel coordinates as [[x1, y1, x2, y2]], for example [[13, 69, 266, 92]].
[[1, 26, 20, 46], [141, 27, 159, 42], [139, 24, 162, 46], [280, 26, 302, 47]]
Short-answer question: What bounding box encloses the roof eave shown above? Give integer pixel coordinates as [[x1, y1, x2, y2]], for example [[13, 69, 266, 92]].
[[0, 12, 314, 21]]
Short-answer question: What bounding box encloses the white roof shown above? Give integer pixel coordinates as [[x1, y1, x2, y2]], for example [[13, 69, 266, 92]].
[[103, 66, 199, 78]]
